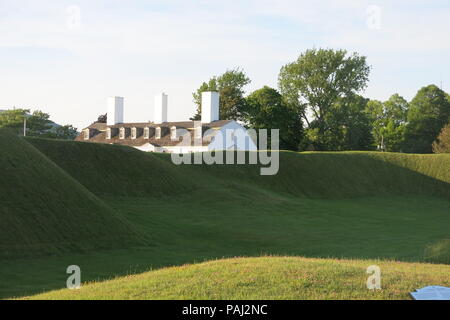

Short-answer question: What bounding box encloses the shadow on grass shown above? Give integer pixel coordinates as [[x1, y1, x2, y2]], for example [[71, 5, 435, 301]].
[[2, 141, 450, 299]]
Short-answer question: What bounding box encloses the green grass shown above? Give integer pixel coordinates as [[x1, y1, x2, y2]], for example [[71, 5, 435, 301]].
[[2, 193, 450, 299], [0, 134, 449, 299], [0, 130, 141, 259], [24, 256, 450, 300], [27, 138, 450, 199], [424, 239, 450, 264]]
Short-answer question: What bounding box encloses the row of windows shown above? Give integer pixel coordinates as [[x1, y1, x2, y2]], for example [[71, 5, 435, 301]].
[[111, 127, 163, 139], [106, 126, 179, 140], [85, 126, 203, 141]]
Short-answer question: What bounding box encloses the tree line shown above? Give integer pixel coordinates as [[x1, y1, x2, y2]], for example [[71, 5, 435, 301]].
[[0, 109, 78, 140], [192, 48, 450, 153]]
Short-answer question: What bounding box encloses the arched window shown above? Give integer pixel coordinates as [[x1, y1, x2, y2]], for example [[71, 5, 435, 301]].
[[156, 127, 161, 139], [119, 127, 125, 139]]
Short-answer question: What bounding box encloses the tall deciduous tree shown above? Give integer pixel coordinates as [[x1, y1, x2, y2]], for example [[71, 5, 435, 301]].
[[191, 68, 250, 121], [278, 48, 371, 150], [244, 86, 303, 150], [403, 85, 450, 153]]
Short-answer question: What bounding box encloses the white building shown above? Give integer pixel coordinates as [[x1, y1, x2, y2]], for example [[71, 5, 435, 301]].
[[76, 92, 257, 153]]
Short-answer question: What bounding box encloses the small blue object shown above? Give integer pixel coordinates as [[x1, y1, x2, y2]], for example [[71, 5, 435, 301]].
[[410, 286, 450, 300]]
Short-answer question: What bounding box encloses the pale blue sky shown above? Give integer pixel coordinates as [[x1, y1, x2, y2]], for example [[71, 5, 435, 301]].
[[1, 0, 449, 129]]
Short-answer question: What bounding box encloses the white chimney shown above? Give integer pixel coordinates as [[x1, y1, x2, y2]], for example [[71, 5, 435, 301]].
[[201, 91, 219, 123], [154, 93, 168, 123], [107, 96, 124, 125]]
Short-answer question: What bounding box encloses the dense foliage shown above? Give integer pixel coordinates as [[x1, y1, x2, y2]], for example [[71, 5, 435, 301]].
[[403, 85, 450, 153], [365, 94, 408, 152], [191, 68, 251, 121], [0, 109, 78, 140], [243, 86, 303, 150], [193, 49, 449, 153], [278, 48, 371, 150]]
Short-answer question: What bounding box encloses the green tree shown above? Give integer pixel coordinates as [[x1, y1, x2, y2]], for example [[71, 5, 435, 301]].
[[384, 94, 409, 123], [403, 85, 450, 153], [191, 68, 251, 121], [0, 109, 53, 136], [244, 86, 303, 150], [278, 48, 370, 150], [432, 122, 450, 153], [42, 125, 79, 140], [26, 110, 53, 136], [0, 109, 78, 139], [366, 94, 408, 152], [335, 95, 372, 150], [0, 109, 29, 135], [308, 94, 372, 151]]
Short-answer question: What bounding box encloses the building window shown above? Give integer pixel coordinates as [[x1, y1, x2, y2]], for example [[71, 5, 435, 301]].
[[170, 126, 177, 140], [156, 127, 161, 139], [119, 127, 125, 139], [131, 127, 137, 139], [84, 129, 90, 140], [106, 128, 111, 139], [144, 127, 149, 139]]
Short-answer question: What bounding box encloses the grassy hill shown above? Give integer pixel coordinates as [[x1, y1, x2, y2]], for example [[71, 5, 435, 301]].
[[1, 135, 449, 299], [26, 137, 194, 197], [27, 138, 450, 199], [0, 130, 142, 259], [165, 151, 450, 198], [24, 256, 450, 300]]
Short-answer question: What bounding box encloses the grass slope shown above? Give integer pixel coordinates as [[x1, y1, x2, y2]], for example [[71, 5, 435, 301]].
[[1, 137, 449, 299], [25, 256, 450, 300], [0, 130, 141, 259], [26, 137, 193, 197], [164, 151, 450, 198], [28, 138, 450, 199]]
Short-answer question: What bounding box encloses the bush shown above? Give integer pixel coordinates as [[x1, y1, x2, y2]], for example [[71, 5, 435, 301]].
[[432, 123, 450, 153]]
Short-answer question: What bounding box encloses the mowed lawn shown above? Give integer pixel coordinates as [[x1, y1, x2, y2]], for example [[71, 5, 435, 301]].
[[24, 256, 450, 300], [2, 192, 450, 299], [1, 135, 449, 299]]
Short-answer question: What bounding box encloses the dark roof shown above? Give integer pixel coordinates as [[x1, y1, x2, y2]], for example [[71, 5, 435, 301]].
[[105, 120, 232, 129], [75, 120, 233, 147]]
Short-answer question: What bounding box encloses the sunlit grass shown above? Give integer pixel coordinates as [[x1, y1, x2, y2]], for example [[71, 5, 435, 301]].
[[24, 256, 450, 300]]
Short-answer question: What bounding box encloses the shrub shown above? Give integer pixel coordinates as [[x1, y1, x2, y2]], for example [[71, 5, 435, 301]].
[[432, 123, 450, 153]]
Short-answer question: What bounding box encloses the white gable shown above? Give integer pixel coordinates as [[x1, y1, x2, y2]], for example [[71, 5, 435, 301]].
[[207, 121, 257, 151]]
